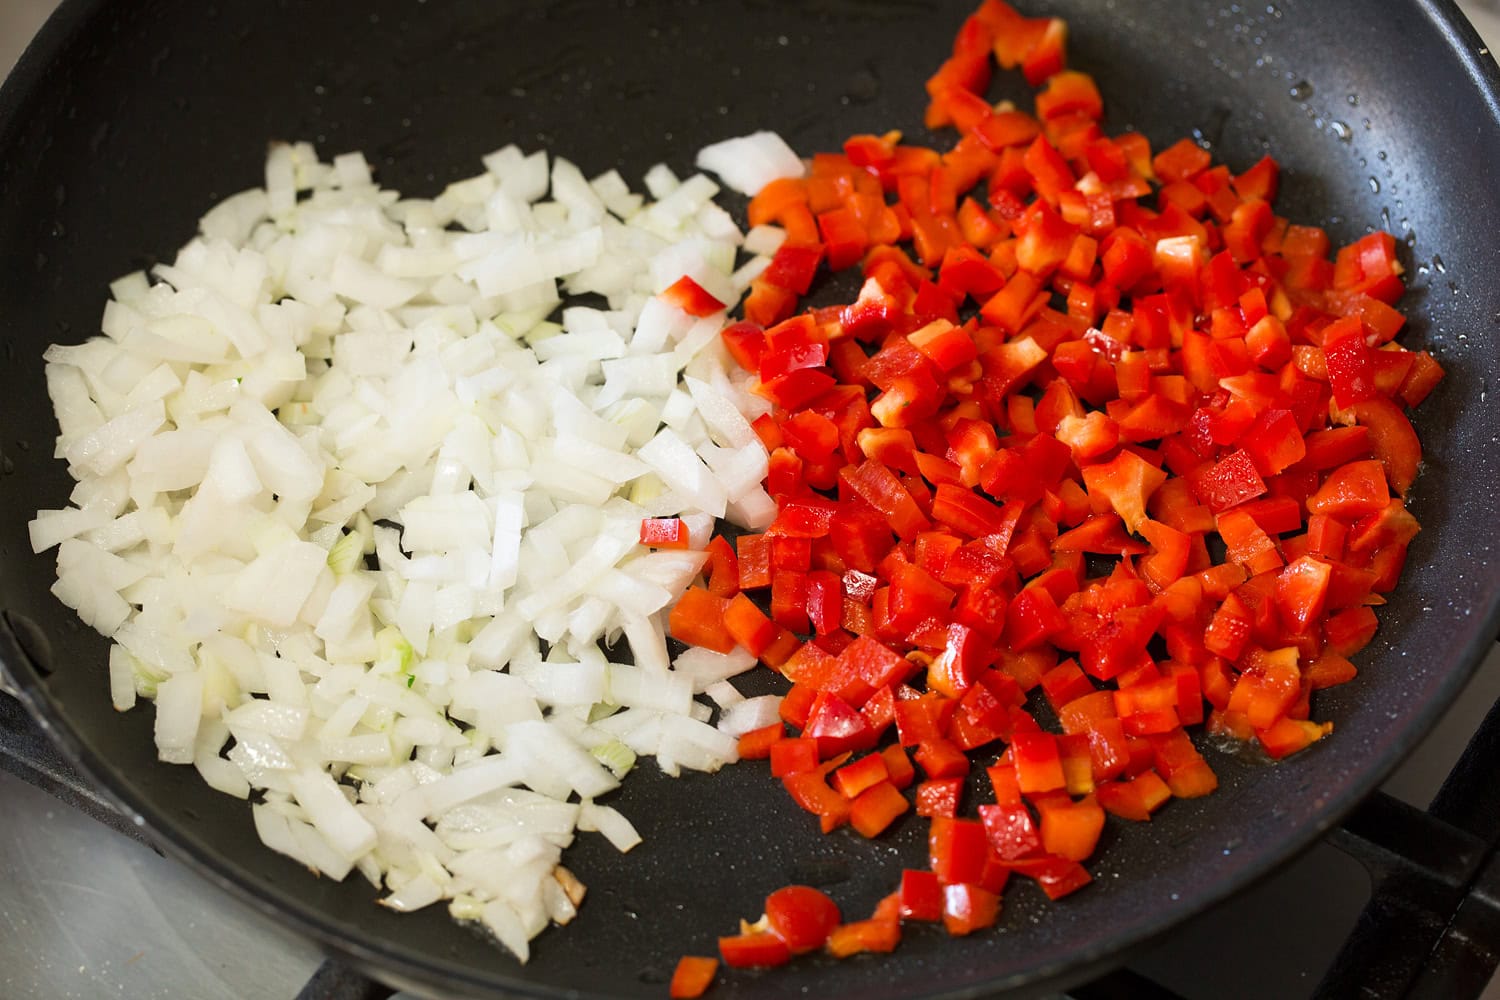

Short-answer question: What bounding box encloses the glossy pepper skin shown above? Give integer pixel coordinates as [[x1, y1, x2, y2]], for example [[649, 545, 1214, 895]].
[[678, 0, 1438, 989]]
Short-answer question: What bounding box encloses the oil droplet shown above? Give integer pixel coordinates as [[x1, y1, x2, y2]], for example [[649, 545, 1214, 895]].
[[1368, 176, 1381, 194], [1266, 3, 1282, 17], [1433, 253, 1446, 273], [1330, 120, 1352, 142], [1289, 79, 1313, 100]]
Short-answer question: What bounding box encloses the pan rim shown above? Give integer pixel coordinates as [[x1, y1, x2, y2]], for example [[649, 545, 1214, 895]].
[[2, 0, 1499, 996]]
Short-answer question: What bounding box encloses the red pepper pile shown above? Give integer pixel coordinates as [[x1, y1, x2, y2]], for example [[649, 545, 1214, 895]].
[[661, 1, 1444, 992]]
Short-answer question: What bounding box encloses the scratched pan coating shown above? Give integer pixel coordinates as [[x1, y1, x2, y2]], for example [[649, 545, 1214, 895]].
[[1, 1, 1499, 997]]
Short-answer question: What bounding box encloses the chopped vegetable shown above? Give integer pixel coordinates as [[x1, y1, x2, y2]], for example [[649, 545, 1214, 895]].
[[669, 956, 719, 999], [34, 138, 803, 961], [685, 0, 1438, 983]]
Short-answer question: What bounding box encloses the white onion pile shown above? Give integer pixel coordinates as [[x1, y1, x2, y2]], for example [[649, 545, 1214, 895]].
[[31, 134, 802, 960]]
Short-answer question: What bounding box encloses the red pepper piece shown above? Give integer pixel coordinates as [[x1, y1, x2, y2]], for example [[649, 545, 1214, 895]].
[[832, 753, 891, 799], [836, 635, 920, 697], [841, 459, 933, 539], [736, 534, 772, 590], [661, 275, 726, 317], [1190, 448, 1268, 513], [915, 736, 971, 779], [916, 776, 965, 818], [639, 517, 690, 549], [850, 779, 911, 837], [978, 801, 1042, 860], [1306, 460, 1390, 519], [762, 243, 826, 295], [1257, 717, 1333, 759], [765, 885, 842, 954], [825, 917, 901, 958], [669, 956, 719, 999], [1096, 770, 1173, 821], [1081, 448, 1169, 532], [718, 931, 791, 969], [899, 869, 944, 922], [1005, 856, 1093, 900], [1005, 586, 1066, 652], [942, 883, 1002, 936], [1349, 396, 1421, 497], [770, 570, 811, 634], [1147, 729, 1218, 798], [1011, 730, 1067, 793], [1325, 605, 1379, 656], [1275, 555, 1333, 635], [723, 593, 778, 657], [1021, 17, 1069, 85], [736, 723, 784, 761], [880, 743, 917, 789], [668, 588, 735, 654], [770, 737, 819, 778], [782, 768, 851, 834], [1036, 793, 1106, 861], [703, 535, 739, 598], [804, 691, 879, 758], [929, 815, 991, 885]]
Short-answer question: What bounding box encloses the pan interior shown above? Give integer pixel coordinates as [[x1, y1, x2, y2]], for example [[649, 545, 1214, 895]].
[[0, 1, 1498, 997]]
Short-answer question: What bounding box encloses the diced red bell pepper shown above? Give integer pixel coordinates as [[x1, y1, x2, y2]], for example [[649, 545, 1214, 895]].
[[882, 743, 917, 789], [1190, 449, 1268, 513], [770, 737, 820, 778], [899, 868, 944, 922], [916, 776, 965, 818], [1036, 793, 1105, 861], [1306, 460, 1390, 519], [718, 931, 791, 969], [842, 459, 933, 539], [915, 737, 971, 780], [1096, 770, 1172, 821], [850, 779, 911, 837], [1010, 730, 1067, 793], [661, 275, 727, 317], [978, 801, 1042, 860], [1349, 396, 1421, 497], [762, 885, 842, 956], [724, 593, 779, 657], [804, 691, 879, 758], [1147, 729, 1218, 797], [929, 816, 991, 885], [825, 917, 901, 958], [670, 956, 719, 999], [1081, 449, 1168, 532], [669, 588, 735, 653], [942, 883, 1002, 936], [1007, 856, 1093, 900], [1275, 555, 1333, 634]]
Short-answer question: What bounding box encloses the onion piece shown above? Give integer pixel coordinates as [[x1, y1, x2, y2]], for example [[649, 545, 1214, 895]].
[[35, 139, 780, 963]]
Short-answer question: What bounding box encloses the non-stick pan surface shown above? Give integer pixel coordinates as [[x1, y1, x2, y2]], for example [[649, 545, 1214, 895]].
[[2, 1, 1499, 997]]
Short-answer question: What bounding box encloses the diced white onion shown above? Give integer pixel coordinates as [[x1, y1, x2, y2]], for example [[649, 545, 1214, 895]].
[[36, 139, 782, 962]]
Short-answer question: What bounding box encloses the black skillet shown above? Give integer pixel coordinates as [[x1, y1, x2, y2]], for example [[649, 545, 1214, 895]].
[[2, 1, 1499, 997]]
